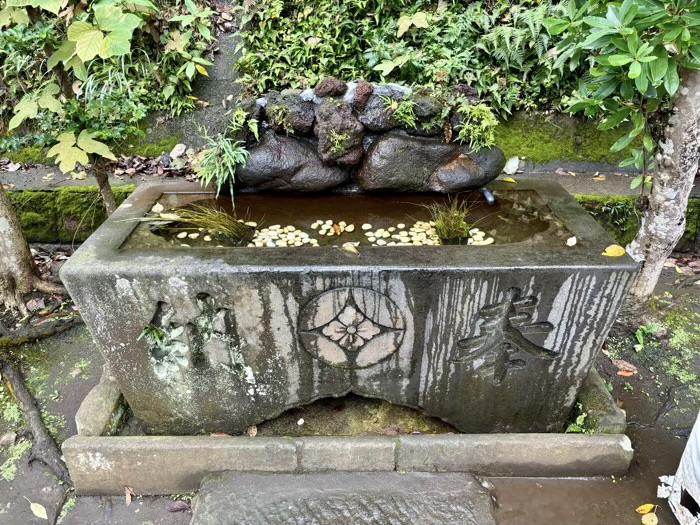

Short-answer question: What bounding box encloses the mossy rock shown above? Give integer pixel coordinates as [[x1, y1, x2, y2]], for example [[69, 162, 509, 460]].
[[8, 186, 135, 243], [495, 112, 635, 164]]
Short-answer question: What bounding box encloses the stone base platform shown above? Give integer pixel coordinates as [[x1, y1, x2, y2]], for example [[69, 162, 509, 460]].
[[190, 472, 497, 525]]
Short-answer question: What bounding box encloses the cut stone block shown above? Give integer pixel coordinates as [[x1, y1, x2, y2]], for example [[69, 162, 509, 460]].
[[75, 364, 125, 437], [60, 180, 637, 435], [396, 433, 634, 477], [296, 436, 396, 472], [62, 436, 297, 495], [578, 368, 627, 434], [191, 472, 497, 525]]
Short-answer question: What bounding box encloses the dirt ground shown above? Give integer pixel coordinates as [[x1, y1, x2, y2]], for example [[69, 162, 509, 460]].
[[0, 266, 698, 525]]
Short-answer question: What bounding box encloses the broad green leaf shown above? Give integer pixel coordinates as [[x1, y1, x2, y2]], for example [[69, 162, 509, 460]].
[[583, 16, 613, 29], [598, 107, 631, 130], [664, 65, 680, 95], [7, 0, 62, 15], [663, 26, 683, 42], [643, 134, 654, 152], [68, 21, 105, 62], [411, 11, 428, 29], [373, 60, 396, 76], [9, 96, 38, 130], [197, 22, 211, 41], [630, 175, 643, 189], [628, 60, 641, 78], [185, 61, 196, 78], [94, 6, 141, 33], [47, 132, 89, 173], [608, 54, 634, 66], [47, 40, 76, 69], [77, 130, 116, 160], [65, 55, 88, 81], [0, 6, 29, 28], [634, 69, 649, 93], [100, 28, 133, 57], [38, 83, 63, 115], [396, 15, 411, 37], [611, 132, 635, 152]]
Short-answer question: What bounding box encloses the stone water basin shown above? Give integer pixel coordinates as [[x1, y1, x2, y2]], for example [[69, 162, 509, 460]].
[[61, 180, 638, 435]]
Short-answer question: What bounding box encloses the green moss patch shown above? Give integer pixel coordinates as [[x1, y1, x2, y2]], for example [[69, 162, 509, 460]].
[[4, 147, 46, 165], [116, 136, 181, 158], [495, 112, 634, 164], [9, 186, 135, 243]]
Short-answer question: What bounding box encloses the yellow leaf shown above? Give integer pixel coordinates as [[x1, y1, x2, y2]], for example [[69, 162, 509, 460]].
[[635, 504, 655, 514], [641, 513, 658, 525], [186, 95, 199, 100], [593, 176, 607, 181], [501, 177, 517, 183], [675, 265, 686, 274], [24, 497, 48, 520], [602, 244, 626, 257], [195, 64, 209, 77]]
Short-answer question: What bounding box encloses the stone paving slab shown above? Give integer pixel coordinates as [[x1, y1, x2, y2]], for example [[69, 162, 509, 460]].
[[191, 472, 497, 525]]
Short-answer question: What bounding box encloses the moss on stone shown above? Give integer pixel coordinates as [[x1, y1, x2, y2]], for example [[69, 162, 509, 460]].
[[4, 147, 46, 165], [115, 136, 181, 158], [9, 185, 135, 243], [494, 112, 634, 164], [574, 195, 642, 246]]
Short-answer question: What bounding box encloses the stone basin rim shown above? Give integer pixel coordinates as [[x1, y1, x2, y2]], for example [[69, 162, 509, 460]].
[[61, 179, 638, 273]]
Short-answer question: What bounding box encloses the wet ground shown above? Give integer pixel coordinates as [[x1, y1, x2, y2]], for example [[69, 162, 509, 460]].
[[0, 266, 698, 524]]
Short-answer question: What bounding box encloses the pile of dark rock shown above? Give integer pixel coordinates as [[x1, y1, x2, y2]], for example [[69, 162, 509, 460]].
[[234, 79, 506, 193]]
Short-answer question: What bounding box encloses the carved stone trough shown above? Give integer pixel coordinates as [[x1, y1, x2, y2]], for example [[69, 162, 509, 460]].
[[60, 180, 637, 436]]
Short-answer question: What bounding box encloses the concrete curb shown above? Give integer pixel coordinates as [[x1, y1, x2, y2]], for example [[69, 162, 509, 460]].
[[62, 433, 634, 495]]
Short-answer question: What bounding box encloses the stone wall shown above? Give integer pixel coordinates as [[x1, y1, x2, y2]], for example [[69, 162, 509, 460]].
[[233, 80, 506, 193]]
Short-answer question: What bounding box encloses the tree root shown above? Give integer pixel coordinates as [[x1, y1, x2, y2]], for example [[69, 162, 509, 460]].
[[2, 361, 72, 486], [32, 278, 66, 296], [0, 314, 81, 354]]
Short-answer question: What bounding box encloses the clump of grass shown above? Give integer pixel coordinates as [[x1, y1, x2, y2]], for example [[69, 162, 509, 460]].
[[426, 197, 479, 240], [149, 205, 254, 241], [194, 128, 249, 197]]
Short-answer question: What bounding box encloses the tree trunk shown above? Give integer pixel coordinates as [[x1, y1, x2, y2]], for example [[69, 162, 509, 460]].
[[93, 166, 117, 215], [0, 185, 64, 314], [620, 68, 700, 323]]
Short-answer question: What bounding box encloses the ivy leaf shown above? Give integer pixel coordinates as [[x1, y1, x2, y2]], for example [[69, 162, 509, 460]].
[[94, 5, 141, 33], [101, 28, 133, 57], [38, 83, 64, 115], [373, 60, 396, 76], [411, 12, 428, 29], [0, 6, 30, 28], [7, 0, 62, 15], [164, 30, 187, 53], [47, 40, 76, 69], [65, 55, 88, 82], [47, 132, 90, 173], [8, 95, 39, 130], [77, 130, 116, 160], [396, 15, 412, 37], [68, 21, 105, 61]]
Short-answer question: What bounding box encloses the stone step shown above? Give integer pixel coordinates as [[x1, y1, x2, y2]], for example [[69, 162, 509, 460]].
[[190, 472, 496, 525]]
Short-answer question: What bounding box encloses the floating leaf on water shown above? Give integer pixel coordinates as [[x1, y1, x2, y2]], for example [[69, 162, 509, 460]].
[[602, 244, 626, 257], [333, 224, 341, 235], [566, 236, 577, 247], [501, 177, 517, 183], [641, 513, 658, 525], [636, 504, 655, 514], [151, 203, 164, 214], [24, 498, 48, 520], [341, 242, 360, 255]]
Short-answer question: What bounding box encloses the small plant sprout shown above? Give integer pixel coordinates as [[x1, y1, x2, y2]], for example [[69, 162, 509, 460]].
[[194, 128, 249, 197]]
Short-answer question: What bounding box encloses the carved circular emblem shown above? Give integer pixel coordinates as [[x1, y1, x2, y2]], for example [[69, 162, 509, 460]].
[[297, 287, 406, 369]]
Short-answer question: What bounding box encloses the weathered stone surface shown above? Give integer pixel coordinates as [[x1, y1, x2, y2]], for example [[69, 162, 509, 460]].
[[357, 132, 506, 192], [358, 94, 396, 132], [265, 90, 316, 134], [313, 77, 348, 98], [314, 101, 364, 165], [191, 472, 497, 525], [578, 368, 627, 434], [354, 80, 374, 111], [0, 432, 16, 448], [236, 132, 349, 191], [61, 180, 637, 436], [396, 434, 634, 477], [75, 364, 125, 437], [297, 436, 396, 472], [63, 436, 298, 495]]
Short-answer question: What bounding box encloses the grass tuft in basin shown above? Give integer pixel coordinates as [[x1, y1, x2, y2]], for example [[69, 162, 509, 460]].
[[426, 197, 479, 242], [148, 205, 255, 245]]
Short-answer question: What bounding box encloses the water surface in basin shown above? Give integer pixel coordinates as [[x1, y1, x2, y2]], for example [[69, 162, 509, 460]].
[[123, 190, 572, 250]]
